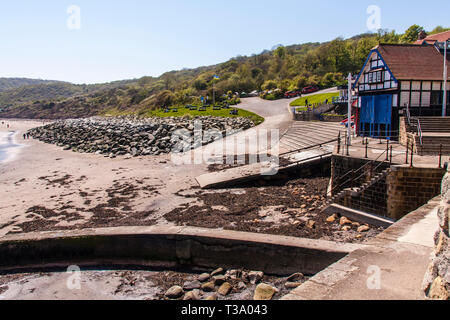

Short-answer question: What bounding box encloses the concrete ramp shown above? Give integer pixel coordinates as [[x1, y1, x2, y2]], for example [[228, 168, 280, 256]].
[[196, 161, 277, 189], [196, 149, 332, 189]]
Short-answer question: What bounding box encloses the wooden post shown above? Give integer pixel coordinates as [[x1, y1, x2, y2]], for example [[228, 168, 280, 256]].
[[405, 141, 409, 165]]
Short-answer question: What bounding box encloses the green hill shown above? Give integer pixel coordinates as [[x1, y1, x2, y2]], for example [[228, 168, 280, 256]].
[[0, 78, 57, 93]]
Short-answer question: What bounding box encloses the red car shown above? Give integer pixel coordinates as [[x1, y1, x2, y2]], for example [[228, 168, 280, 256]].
[[284, 91, 301, 98], [301, 86, 320, 94]]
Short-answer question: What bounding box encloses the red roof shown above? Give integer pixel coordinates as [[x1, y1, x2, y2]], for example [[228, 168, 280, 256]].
[[375, 44, 449, 81], [415, 30, 450, 45]]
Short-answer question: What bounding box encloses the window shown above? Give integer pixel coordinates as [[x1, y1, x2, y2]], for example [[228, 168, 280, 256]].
[[367, 71, 384, 84], [431, 91, 442, 105]]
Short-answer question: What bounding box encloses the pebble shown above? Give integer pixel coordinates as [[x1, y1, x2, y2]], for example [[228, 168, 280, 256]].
[[183, 289, 201, 301], [254, 283, 279, 300], [285, 282, 302, 289], [198, 273, 210, 282], [340, 217, 353, 226], [211, 267, 225, 277], [358, 225, 370, 233], [213, 275, 226, 286], [218, 282, 233, 296], [165, 286, 184, 299], [287, 273, 304, 282], [201, 281, 216, 292], [183, 280, 201, 291], [248, 271, 264, 284]]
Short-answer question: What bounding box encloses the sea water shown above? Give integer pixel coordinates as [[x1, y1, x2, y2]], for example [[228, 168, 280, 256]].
[[0, 131, 20, 163]]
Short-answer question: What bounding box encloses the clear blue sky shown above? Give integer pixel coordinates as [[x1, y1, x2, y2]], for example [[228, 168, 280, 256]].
[[0, 0, 448, 84]]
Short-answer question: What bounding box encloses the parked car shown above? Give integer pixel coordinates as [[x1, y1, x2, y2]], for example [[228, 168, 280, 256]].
[[302, 86, 320, 94], [284, 91, 301, 98], [248, 90, 259, 97]]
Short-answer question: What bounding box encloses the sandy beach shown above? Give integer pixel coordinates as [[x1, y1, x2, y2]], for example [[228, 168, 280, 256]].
[[0, 119, 207, 237], [0, 117, 382, 243]]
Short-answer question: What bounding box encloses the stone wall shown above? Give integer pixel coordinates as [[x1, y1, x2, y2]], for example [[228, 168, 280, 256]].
[[423, 167, 450, 300], [338, 174, 388, 217], [331, 155, 390, 195], [387, 166, 445, 220], [331, 155, 445, 220]]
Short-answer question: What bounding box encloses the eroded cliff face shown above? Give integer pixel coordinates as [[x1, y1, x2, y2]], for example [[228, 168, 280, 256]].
[[423, 167, 450, 300]]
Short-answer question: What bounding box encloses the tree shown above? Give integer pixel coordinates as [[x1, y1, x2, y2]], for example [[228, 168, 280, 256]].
[[429, 26, 450, 35], [261, 80, 278, 91], [401, 25, 424, 43], [155, 90, 174, 108], [273, 46, 286, 59]]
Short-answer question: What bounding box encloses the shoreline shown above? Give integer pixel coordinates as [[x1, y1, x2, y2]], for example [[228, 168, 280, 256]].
[[0, 131, 26, 164]]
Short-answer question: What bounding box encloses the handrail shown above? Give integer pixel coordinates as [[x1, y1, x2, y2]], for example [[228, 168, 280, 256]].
[[326, 146, 389, 198], [417, 119, 423, 145], [278, 152, 332, 169], [279, 138, 339, 157]]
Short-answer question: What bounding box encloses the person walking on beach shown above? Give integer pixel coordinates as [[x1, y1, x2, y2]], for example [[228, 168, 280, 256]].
[[23, 133, 26, 140]]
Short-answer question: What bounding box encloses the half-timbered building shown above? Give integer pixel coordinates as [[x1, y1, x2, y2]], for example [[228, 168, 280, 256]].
[[354, 42, 449, 140]]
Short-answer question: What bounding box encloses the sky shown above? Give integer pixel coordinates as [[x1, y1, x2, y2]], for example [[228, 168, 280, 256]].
[[0, 0, 449, 84]]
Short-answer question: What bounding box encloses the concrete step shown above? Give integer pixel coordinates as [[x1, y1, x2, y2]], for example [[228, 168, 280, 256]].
[[322, 204, 395, 228]]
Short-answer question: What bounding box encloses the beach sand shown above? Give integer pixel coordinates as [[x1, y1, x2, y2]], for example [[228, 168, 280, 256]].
[[0, 119, 206, 237]]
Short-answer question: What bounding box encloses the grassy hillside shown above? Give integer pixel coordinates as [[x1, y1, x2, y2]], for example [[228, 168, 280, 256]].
[[0, 78, 56, 93], [0, 24, 445, 119]]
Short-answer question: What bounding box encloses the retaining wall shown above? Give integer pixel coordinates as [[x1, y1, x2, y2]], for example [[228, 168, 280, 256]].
[[423, 167, 450, 300], [332, 155, 445, 220], [0, 226, 363, 276]]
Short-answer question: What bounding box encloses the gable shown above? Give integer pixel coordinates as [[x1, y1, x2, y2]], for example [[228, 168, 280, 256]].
[[354, 49, 398, 93]]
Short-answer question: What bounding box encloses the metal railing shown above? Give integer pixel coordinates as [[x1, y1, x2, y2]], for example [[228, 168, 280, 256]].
[[406, 103, 423, 145]]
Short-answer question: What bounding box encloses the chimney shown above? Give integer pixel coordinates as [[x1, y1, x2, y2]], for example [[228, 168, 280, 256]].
[[418, 30, 428, 41]]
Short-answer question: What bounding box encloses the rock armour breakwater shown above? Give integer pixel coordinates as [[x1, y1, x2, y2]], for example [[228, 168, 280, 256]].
[[28, 116, 255, 157]]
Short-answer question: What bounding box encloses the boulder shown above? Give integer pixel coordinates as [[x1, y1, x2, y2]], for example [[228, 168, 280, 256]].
[[165, 286, 184, 299], [253, 283, 278, 300], [218, 282, 232, 296]]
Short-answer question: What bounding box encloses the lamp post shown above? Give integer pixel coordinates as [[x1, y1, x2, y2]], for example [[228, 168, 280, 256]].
[[443, 39, 448, 117]]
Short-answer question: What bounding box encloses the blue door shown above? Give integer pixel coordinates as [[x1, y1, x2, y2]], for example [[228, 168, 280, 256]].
[[360, 95, 392, 139]]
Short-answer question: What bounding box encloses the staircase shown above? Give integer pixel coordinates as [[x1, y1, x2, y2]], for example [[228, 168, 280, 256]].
[[409, 117, 450, 155], [321, 168, 391, 210]]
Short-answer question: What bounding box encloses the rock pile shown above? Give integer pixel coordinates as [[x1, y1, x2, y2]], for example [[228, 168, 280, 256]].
[[423, 167, 450, 300], [163, 267, 306, 301], [28, 116, 255, 157]]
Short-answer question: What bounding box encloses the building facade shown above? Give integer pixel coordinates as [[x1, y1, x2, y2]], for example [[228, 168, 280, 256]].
[[354, 41, 449, 140]]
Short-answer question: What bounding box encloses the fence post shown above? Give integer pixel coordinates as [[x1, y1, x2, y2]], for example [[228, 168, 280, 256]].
[[439, 144, 443, 168], [405, 141, 409, 165], [386, 140, 390, 161], [410, 143, 414, 168], [365, 140, 368, 159], [337, 133, 341, 154], [390, 146, 393, 164]]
